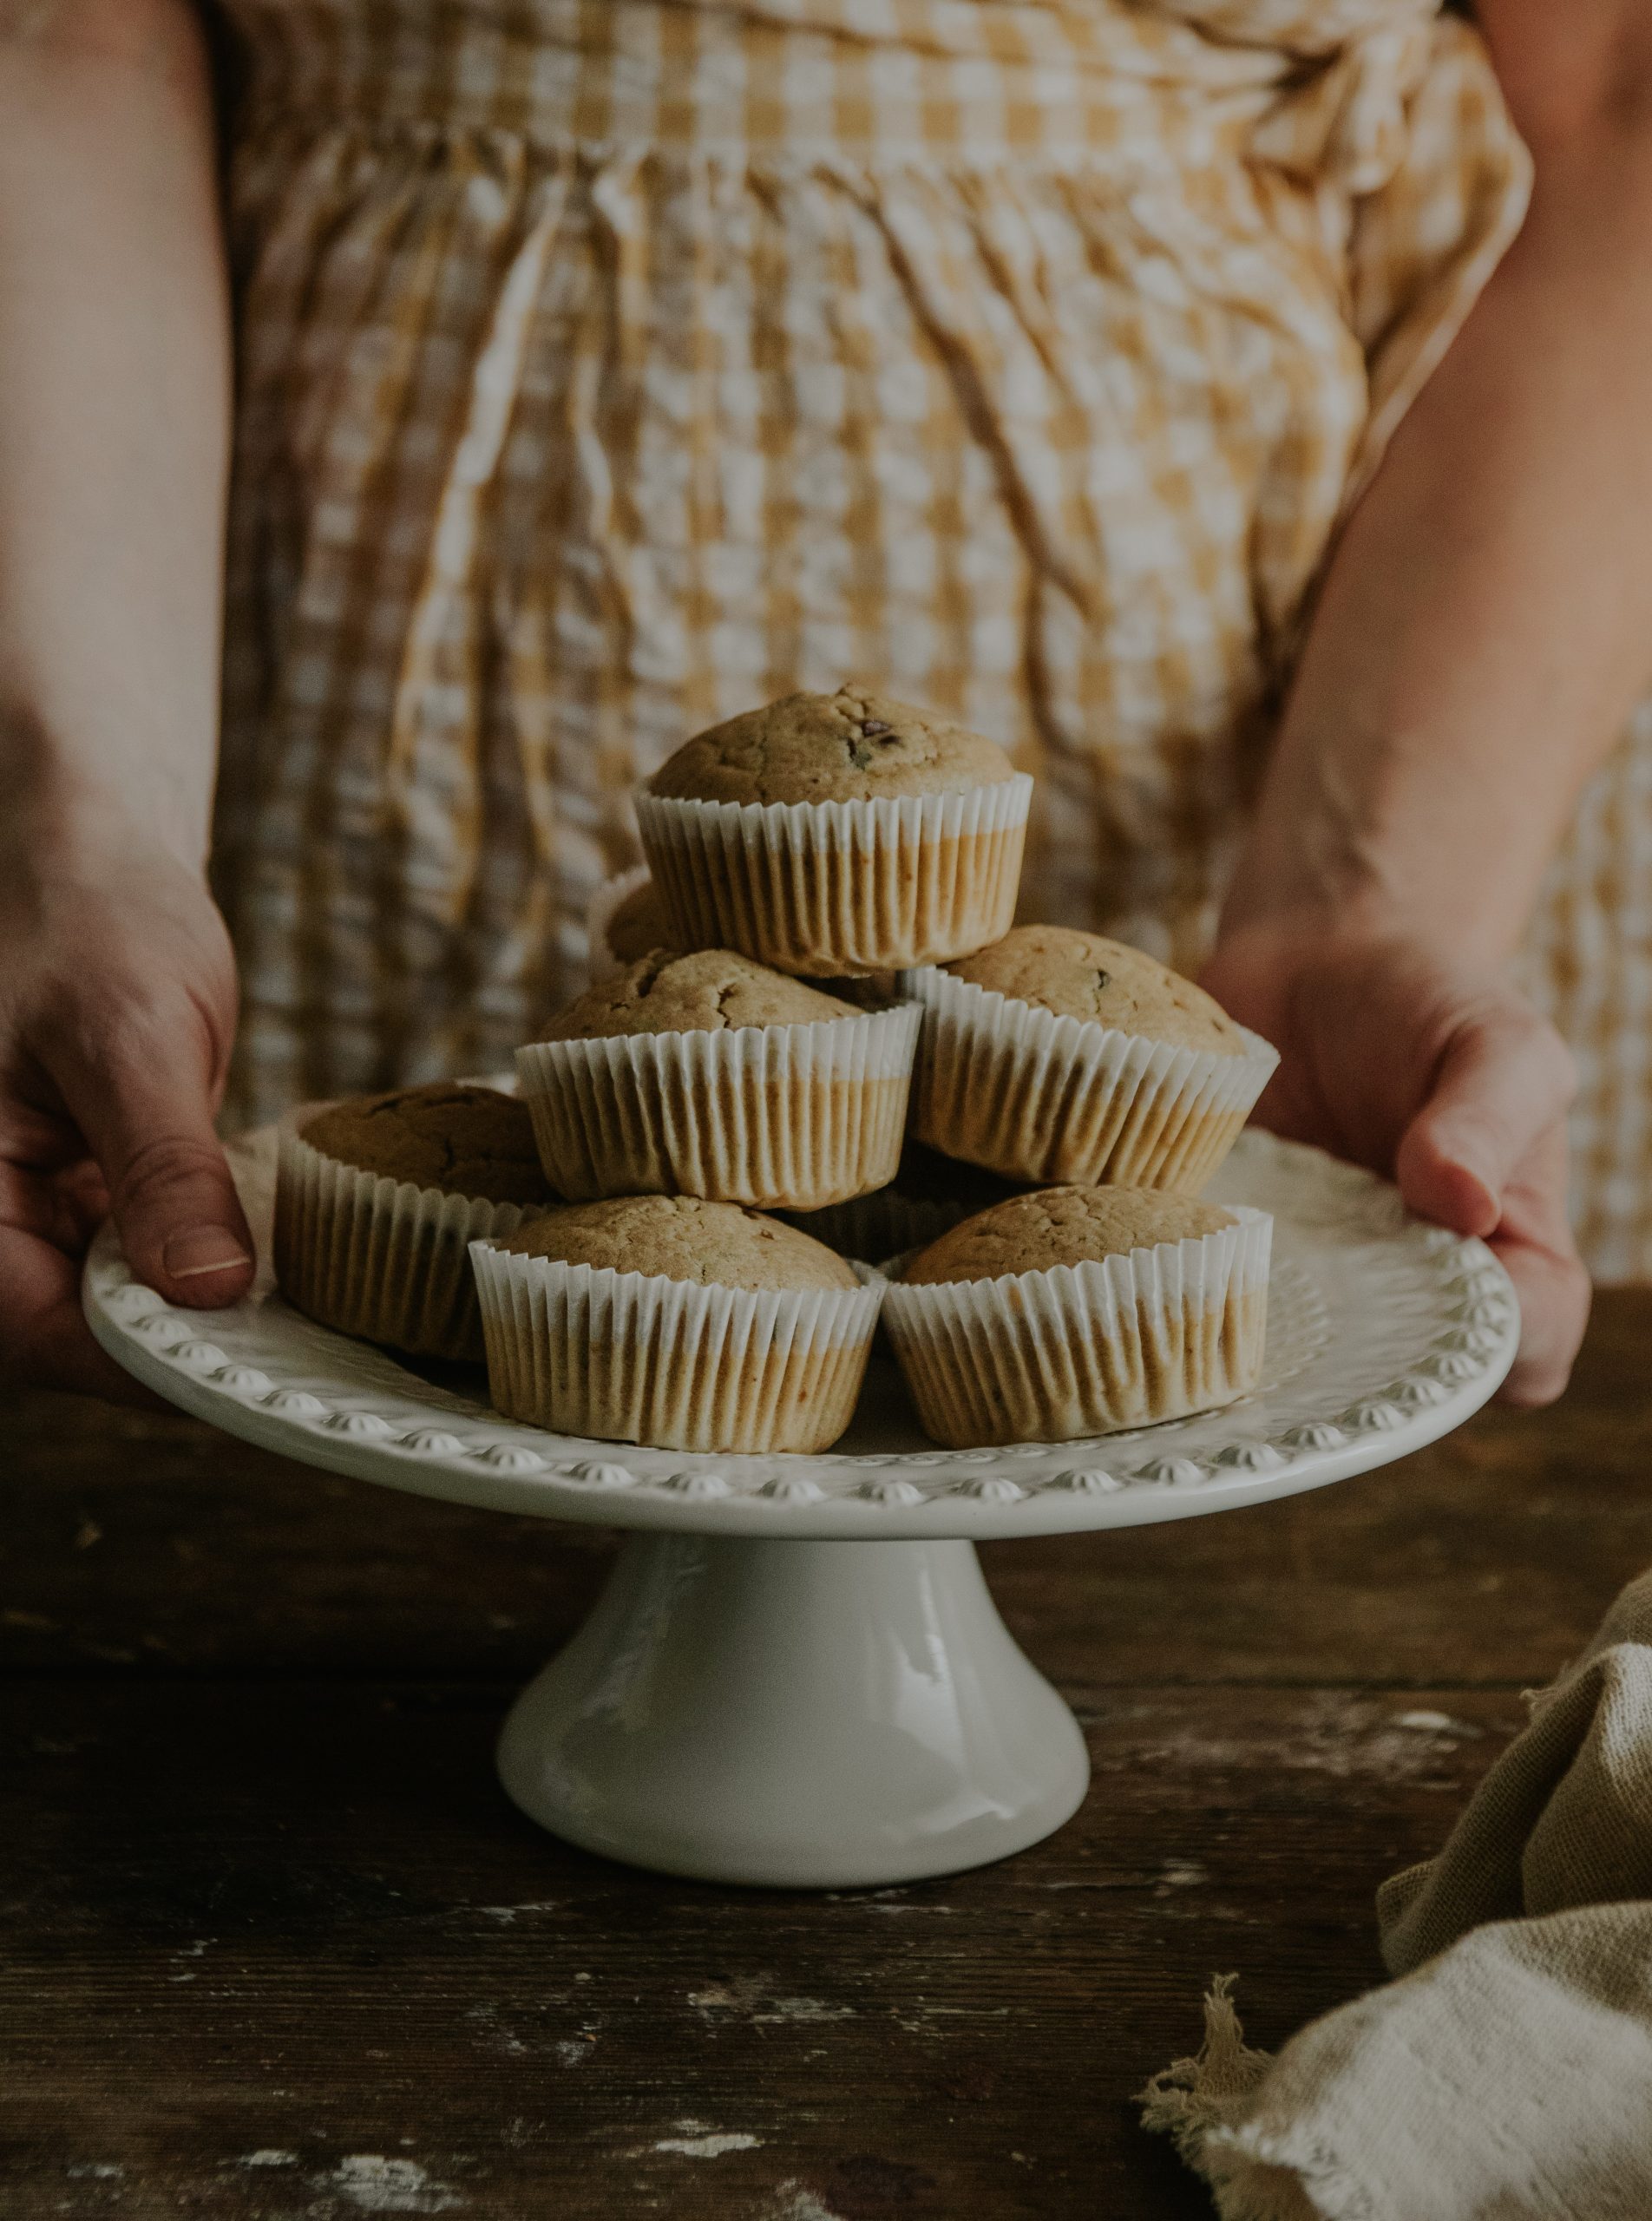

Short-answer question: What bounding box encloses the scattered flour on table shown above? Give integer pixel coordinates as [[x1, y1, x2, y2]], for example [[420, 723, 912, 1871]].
[[688, 1975, 853, 2024], [652, 2132, 762, 2158], [313, 2155, 463, 2212], [764, 2186, 843, 2221], [1394, 1708, 1484, 1739]]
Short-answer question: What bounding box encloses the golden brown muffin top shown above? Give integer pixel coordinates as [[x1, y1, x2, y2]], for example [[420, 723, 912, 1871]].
[[901, 1185, 1236, 1285], [648, 685, 1016, 806], [604, 875, 684, 966], [945, 925, 1247, 1057], [541, 948, 857, 1040], [490, 1195, 861, 1291], [301, 1084, 555, 1205]]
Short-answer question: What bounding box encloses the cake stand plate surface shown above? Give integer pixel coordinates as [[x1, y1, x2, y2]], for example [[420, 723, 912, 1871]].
[[85, 1130, 1518, 1887]]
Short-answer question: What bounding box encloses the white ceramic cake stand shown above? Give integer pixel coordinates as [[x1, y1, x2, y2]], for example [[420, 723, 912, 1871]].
[[84, 1129, 1517, 1889]]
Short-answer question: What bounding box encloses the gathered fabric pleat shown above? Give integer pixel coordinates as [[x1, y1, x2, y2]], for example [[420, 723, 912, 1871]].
[[210, 0, 1650, 1275]]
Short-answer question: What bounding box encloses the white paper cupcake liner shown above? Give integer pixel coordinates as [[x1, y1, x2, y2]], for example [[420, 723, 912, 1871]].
[[273, 1123, 547, 1361], [470, 1241, 885, 1454], [882, 1208, 1272, 1447], [586, 863, 655, 980], [900, 966, 1279, 1192], [634, 775, 1032, 976], [515, 1000, 921, 1209]]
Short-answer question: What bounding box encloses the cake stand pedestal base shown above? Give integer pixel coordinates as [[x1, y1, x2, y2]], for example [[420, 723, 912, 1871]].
[[497, 1533, 1090, 1888]]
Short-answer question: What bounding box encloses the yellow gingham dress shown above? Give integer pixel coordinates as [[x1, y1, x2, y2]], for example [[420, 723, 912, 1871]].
[[213, 0, 1652, 1276]]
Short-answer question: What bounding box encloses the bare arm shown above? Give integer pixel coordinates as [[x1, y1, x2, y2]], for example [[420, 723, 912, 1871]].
[[1208, 2, 1652, 1404], [0, 0, 252, 1396], [1224, 2, 1652, 966]]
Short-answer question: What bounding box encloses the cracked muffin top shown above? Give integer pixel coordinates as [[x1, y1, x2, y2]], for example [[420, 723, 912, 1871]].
[[490, 1195, 861, 1291], [541, 949, 858, 1040], [300, 1084, 554, 1205], [901, 1186, 1236, 1285], [945, 925, 1248, 1057], [647, 686, 1016, 806]]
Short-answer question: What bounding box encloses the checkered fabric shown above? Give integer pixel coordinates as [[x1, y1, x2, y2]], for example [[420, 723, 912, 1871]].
[[211, 0, 1652, 1275]]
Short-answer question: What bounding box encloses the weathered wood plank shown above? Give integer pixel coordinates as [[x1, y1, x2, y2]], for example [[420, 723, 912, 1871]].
[[3, 1292, 1641, 2217], [0, 1680, 1518, 2221]]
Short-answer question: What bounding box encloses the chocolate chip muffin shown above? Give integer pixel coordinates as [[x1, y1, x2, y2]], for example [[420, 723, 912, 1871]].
[[543, 949, 856, 1041], [491, 1193, 860, 1291], [648, 685, 1015, 806], [884, 1184, 1272, 1448], [901, 1184, 1236, 1284], [471, 1196, 882, 1454], [275, 1083, 554, 1360], [946, 926, 1246, 1057], [299, 1084, 555, 1204], [634, 685, 1032, 974], [517, 952, 920, 1210], [905, 927, 1277, 1193]]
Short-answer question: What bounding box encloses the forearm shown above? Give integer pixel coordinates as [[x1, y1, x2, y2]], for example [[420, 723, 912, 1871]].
[[0, 0, 227, 871], [1223, 54, 1652, 969]]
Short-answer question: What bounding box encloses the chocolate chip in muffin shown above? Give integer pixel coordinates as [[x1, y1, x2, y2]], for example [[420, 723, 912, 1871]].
[[649, 685, 1016, 807]]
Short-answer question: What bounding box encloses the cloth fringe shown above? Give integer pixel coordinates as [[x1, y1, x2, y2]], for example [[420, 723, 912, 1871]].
[[1137, 1975, 1274, 2165], [1139, 1981, 1378, 2221], [1139, 1572, 1652, 2219]]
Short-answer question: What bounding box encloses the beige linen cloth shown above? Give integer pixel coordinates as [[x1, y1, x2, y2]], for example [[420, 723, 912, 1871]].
[[1142, 1570, 1652, 2219]]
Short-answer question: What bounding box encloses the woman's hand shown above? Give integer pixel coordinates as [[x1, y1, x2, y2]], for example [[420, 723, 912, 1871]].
[[0, 834, 253, 1399], [1203, 926, 1590, 1407], [0, 1, 240, 1397]]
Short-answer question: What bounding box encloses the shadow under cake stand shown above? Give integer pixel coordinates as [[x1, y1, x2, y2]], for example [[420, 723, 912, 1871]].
[[84, 1129, 1518, 1890]]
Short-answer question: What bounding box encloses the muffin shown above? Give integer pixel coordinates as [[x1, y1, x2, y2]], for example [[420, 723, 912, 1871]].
[[634, 685, 1032, 974], [274, 1083, 555, 1360], [586, 864, 688, 979], [883, 1185, 1272, 1448], [515, 947, 920, 1209], [903, 925, 1278, 1192], [782, 1138, 1027, 1264], [470, 1195, 883, 1453]]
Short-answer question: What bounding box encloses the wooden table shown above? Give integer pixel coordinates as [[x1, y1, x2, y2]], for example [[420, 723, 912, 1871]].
[[5, 1290, 1651, 2220]]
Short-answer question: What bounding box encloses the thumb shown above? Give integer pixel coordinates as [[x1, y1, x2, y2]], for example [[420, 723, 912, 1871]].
[[1396, 994, 1576, 1239], [54, 1030, 255, 1311]]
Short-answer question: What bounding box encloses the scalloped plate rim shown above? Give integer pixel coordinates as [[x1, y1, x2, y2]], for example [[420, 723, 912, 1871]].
[[82, 1129, 1518, 1542]]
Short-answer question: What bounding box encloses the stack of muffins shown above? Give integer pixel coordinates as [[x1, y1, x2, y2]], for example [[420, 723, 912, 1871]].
[[274, 686, 1280, 1457]]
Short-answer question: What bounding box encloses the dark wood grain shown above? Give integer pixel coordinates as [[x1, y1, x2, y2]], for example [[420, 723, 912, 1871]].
[[1, 1680, 1520, 2221], [3, 1290, 1649, 2219]]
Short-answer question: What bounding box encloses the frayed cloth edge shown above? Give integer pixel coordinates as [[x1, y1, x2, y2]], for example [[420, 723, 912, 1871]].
[[1137, 1977, 1376, 2221]]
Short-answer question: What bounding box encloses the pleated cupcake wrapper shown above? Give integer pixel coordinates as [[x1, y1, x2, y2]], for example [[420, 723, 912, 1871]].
[[470, 1242, 886, 1455], [586, 862, 654, 980], [515, 1001, 921, 1209], [273, 1124, 545, 1361], [901, 966, 1279, 1192], [882, 1208, 1273, 1449], [634, 775, 1033, 976]]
